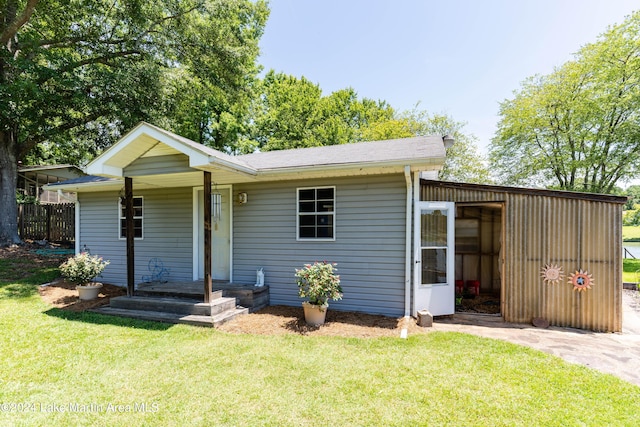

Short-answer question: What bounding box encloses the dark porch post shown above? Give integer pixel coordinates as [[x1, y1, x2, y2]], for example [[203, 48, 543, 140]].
[[203, 171, 213, 303], [125, 177, 135, 297]]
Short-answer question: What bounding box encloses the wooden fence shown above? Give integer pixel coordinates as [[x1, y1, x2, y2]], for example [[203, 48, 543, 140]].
[[18, 203, 75, 242]]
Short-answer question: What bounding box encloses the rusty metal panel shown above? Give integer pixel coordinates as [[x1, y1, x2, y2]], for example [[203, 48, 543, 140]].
[[421, 181, 623, 332]]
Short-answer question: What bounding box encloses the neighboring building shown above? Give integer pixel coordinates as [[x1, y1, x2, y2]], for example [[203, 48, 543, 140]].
[[47, 122, 625, 331], [18, 164, 84, 203]]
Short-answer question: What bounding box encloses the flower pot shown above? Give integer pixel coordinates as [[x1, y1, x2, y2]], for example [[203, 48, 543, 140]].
[[302, 301, 328, 326], [76, 283, 103, 301]]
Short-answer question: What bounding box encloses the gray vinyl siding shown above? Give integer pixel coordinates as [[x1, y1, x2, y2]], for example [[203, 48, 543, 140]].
[[233, 175, 407, 317], [78, 187, 193, 287]]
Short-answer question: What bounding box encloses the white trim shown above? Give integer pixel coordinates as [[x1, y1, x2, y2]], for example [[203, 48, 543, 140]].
[[118, 196, 144, 240], [207, 156, 258, 176], [295, 185, 336, 242]]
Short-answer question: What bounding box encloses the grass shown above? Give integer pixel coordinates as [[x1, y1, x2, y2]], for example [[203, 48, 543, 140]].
[[623, 225, 640, 241], [623, 258, 640, 283], [1, 259, 639, 426]]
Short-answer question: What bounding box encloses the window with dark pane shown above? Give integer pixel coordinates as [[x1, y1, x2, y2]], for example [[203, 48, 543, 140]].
[[297, 187, 335, 240], [119, 196, 143, 239]]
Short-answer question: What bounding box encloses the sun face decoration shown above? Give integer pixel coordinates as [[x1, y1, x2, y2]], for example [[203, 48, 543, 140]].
[[541, 264, 563, 285], [568, 269, 594, 292]]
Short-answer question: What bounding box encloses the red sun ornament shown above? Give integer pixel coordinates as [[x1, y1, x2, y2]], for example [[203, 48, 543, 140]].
[[568, 269, 594, 292]]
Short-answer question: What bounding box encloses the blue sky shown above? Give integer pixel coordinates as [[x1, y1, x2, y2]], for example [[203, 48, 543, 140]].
[[258, 0, 639, 154]]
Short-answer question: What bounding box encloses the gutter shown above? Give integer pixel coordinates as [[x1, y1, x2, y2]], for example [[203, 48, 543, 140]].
[[206, 156, 258, 176], [404, 166, 412, 317], [74, 199, 80, 254], [252, 157, 444, 176]]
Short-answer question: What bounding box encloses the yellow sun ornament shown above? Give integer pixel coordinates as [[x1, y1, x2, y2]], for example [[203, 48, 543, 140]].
[[541, 264, 563, 285], [568, 269, 594, 292]]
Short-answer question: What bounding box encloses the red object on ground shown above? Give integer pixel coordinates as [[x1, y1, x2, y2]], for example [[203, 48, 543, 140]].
[[455, 280, 464, 294], [466, 280, 480, 296]]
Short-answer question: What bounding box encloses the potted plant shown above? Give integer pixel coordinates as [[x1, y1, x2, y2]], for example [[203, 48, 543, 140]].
[[295, 261, 343, 326], [59, 252, 110, 300]]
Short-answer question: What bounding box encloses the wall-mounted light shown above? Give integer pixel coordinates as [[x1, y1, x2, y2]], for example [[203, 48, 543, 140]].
[[237, 192, 248, 204]]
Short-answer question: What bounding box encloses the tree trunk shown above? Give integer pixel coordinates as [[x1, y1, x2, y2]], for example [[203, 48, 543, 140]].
[[0, 130, 22, 246]]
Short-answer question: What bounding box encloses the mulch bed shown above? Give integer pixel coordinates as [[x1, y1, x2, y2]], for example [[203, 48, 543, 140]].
[[2, 244, 426, 337], [39, 279, 126, 312]]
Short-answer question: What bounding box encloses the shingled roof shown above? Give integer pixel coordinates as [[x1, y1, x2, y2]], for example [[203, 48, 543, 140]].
[[47, 122, 448, 190], [238, 136, 445, 171]]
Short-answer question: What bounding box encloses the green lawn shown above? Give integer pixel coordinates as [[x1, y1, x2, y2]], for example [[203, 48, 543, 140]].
[[1, 258, 639, 426], [623, 258, 640, 283], [623, 225, 640, 241]]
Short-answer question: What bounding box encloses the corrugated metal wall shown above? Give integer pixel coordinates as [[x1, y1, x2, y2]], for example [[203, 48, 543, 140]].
[[422, 181, 623, 332]]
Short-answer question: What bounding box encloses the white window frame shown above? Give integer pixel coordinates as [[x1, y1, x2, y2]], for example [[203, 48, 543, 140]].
[[118, 196, 144, 240], [296, 186, 336, 241]]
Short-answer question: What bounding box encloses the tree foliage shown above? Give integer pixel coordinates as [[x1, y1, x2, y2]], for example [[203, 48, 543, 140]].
[[391, 109, 491, 184], [490, 11, 640, 193], [247, 72, 490, 184], [0, 0, 267, 245], [624, 185, 640, 210], [245, 70, 394, 152]]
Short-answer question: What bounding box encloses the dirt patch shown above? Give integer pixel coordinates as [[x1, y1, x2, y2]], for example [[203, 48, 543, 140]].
[[457, 294, 501, 314], [38, 279, 126, 312]]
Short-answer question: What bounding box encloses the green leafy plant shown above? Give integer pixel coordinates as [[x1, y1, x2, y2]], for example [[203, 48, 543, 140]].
[[295, 261, 343, 306], [59, 253, 110, 285]]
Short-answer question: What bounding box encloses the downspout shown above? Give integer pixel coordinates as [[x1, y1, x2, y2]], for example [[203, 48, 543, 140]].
[[404, 166, 412, 317], [74, 199, 80, 254]]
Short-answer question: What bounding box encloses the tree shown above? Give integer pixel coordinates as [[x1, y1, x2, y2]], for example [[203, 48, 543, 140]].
[[490, 11, 640, 193], [246, 71, 394, 152], [624, 185, 640, 210], [363, 108, 492, 184], [0, 0, 268, 245], [248, 73, 490, 183], [399, 109, 491, 183]]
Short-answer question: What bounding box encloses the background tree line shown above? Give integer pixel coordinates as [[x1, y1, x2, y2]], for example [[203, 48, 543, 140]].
[[3, 2, 640, 245]]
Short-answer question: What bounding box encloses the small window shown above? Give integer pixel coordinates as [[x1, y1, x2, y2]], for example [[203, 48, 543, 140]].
[[119, 196, 143, 239], [297, 187, 335, 240]]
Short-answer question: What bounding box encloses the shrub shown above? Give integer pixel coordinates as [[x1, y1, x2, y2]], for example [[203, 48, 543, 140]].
[[59, 252, 110, 285], [295, 261, 343, 306]]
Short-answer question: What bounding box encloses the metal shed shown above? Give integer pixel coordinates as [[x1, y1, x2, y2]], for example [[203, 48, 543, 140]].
[[421, 179, 626, 332]]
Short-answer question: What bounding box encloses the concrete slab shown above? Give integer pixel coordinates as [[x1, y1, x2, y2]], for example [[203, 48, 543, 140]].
[[431, 289, 640, 387]]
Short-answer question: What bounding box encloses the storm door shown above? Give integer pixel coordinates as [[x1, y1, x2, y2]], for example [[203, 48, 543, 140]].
[[414, 202, 455, 316]]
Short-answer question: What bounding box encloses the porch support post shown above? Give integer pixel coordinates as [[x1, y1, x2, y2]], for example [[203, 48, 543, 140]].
[[203, 171, 213, 303], [125, 177, 135, 297]]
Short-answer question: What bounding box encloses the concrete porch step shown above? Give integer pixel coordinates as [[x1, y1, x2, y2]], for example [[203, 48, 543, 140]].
[[135, 288, 224, 300], [92, 306, 249, 328], [109, 295, 236, 316]]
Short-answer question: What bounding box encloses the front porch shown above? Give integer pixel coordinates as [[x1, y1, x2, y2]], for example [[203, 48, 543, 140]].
[[93, 281, 269, 327], [135, 280, 270, 312]]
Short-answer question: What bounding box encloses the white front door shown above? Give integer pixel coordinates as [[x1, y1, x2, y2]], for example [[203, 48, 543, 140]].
[[414, 201, 455, 316], [197, 188, 231, 281]]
